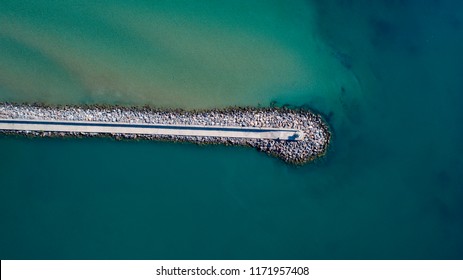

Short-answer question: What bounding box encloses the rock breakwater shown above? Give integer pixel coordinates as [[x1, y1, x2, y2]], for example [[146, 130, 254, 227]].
[[0, 103, 330, 164]]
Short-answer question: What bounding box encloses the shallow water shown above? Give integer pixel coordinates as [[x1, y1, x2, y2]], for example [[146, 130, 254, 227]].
[[0, 0, 462, 259]]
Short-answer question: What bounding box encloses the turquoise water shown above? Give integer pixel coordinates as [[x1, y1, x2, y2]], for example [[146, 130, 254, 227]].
[[1, 0, 462, 259]]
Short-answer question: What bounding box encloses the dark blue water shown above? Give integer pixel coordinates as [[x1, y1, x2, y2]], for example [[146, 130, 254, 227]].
[[0, 0, 462, 259]]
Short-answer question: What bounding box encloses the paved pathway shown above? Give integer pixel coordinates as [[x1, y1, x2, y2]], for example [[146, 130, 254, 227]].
[[0, 119, 304, 141]]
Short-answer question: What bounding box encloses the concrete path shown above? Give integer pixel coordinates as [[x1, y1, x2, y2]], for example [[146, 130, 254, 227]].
[[0, 119, 304, 141]]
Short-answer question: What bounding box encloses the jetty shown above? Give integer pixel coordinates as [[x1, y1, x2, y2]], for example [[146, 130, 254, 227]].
[[0, 103, 330, 164]]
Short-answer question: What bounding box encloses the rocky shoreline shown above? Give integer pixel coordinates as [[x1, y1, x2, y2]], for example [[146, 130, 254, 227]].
[[0, 103, 331, 164]]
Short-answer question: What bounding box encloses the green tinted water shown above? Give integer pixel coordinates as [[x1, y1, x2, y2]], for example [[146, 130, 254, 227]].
[[0, 0, 358, 113]]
